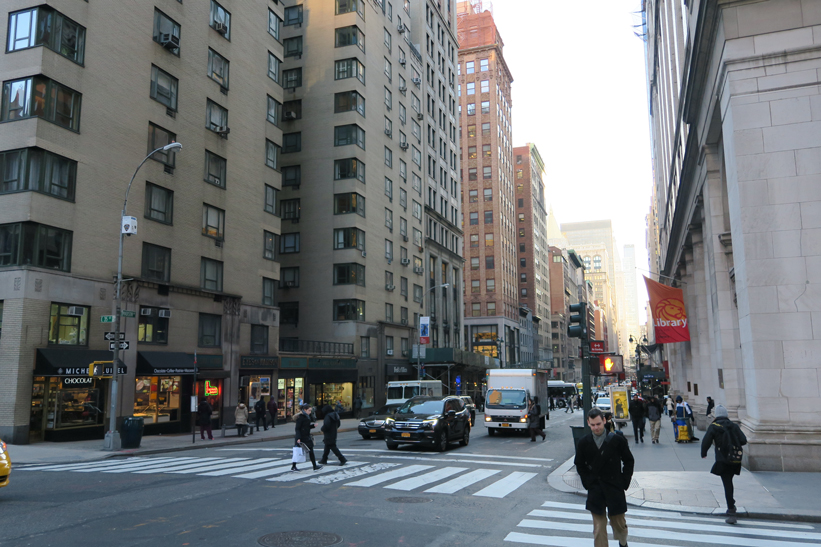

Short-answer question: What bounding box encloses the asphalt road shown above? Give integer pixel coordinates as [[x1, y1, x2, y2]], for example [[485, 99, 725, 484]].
[[4, 411, 820, 547]]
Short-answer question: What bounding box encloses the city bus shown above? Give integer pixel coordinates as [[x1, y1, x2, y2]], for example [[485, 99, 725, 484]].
[[547, 381, 578, 409]]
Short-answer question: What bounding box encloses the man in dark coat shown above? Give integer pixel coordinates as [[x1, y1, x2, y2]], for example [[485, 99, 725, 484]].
[[267, 397, 278, 428], [253, 398, 268, 431], [701, 404, 747, 524], [197, 399, 213, 440], [318, 404, 347, 466], [353, 396, 363, 418], [574, 407, 634, 547], [705, 396, 715, 418], [291, 404, 322, 471], [628, 396, 646, 444]]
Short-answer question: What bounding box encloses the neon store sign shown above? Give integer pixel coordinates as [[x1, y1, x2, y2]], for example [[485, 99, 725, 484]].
[[204, 380, 219, 396]]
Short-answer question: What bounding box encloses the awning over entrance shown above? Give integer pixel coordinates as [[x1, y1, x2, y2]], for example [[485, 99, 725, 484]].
[[35, 348, 114, 376], [137, 352, 197, 375]]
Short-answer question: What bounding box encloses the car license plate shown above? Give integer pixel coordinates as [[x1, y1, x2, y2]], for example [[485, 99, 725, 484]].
[[401, 432, 411, 438], [369, 429, 377, 433], [501, 423, 511, 427]]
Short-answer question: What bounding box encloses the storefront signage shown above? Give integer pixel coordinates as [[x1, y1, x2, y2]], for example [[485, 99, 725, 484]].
[[152, 367, 197, 375], [58, 366, 127, 377], [281, 357, 308, 369], [241, 356, 279, 368], [387, 364, 411, 375], [308, 358, 356, 369], [189, 354, 222, 369], [204, 380, 219, 396], [63, 376, 93, 385]]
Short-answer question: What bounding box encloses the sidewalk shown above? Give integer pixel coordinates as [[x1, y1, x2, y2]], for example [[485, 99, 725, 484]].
[[547, 419, 821, 522], [9, 417, 362, 465]]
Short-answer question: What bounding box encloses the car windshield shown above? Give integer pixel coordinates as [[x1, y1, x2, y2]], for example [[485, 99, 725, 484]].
[[373, 405, 398, 415], [597, 398, 611, 406], [485, 389, 527, 409], [396, 399, 444, 415]]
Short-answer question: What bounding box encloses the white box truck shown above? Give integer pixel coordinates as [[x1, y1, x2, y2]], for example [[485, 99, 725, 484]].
[[386, 380, 443, 405], [484, 369, 549, 435]]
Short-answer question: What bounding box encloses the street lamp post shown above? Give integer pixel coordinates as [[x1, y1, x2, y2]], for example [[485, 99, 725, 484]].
[[104, 142, 182, 451], [628, 334, 648, 393], [417, 283, 449, 380]]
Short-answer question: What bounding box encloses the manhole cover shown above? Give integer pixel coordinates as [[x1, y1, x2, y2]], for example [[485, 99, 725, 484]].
[[258, 531, 342, 547], [386, 496, 432, 503]]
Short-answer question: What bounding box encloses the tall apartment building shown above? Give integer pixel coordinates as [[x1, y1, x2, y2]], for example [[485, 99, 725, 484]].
[[622, 244, 641, 369], [513, 144, 551, 367], [1, 1, 285, 444], [643, 0, 821, 470], [456, 1, 518, 366]]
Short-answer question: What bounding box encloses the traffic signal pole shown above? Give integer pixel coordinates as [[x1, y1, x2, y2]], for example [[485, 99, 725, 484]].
[[568, 302, 592, 429]]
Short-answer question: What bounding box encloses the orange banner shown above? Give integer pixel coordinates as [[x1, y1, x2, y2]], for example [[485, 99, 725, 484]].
[[644, 277, 690, 343]]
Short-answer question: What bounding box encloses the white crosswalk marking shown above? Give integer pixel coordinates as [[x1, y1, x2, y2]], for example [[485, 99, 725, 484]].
[[198, 459, 289, 477], [168, 458, 281, 474], [384, 467, 467, 491], [21, 458, 166, 472], [473, 471, 537, 498], [266, 462, 366, 482], [345, 464, 434, 487], [81, 458, 196, 473], [505, 531, 666, 547], [99, 458, 205, 473], [130, 458, 243, 474], [233, 463, 296, 479], [306, 463, 400, 485], [424, 468, 501, 494]]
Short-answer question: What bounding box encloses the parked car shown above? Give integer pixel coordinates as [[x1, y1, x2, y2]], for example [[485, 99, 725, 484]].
[[459, 396, 477, 426], [384, 396, 471, 451], [595, 397, 612, 412], [0, 441, 10, 489], [358, 404, 402, 439]]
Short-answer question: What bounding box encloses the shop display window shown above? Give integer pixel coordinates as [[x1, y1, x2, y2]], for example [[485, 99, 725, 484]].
[[358, 376, 375, 409], [47, 386, 103, 429], [247, 375, 271, 409], [134, 376, 181, 424], [309, 382, 353, 412], [277, 377, 303, 421]]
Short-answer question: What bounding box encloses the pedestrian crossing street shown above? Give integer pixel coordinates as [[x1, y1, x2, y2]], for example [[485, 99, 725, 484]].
[[19, 450, 545, 499], [503, 500, 821, 547]]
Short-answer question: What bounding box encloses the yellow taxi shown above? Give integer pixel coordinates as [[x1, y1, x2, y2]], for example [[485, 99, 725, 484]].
[[0, 440, 10, 488]]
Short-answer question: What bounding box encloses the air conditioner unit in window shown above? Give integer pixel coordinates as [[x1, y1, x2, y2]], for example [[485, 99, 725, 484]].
[[158, 309, 172, 318], [412, 77, 421, 86], [160, 33, 180, 50], [416, 112, 424, 120], [399, 142, 409, 150], [413, 267, 424, 274], [399, 59, 406, 66], [387, 349, 394, 356], [385, 129, 392, 137], [401, 319, 408, 325], [215, 126, 230, 137], [361, 251, 367, 258], [402, 235, 408, 242], [66, 306, 85, 317], [283, 111, 297, 120], [399, 86, 407, 92], [397, 23, 406, 33], [214, 22, 228, 35], [402, 349, 409, 356], [401, 258, 410, 265], [386, 284, 395, 291], [140, 308, 153, 316], [284, 281, 295, 288]]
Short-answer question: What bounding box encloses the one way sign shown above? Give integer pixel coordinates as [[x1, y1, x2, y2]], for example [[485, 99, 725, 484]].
[[104, 332, 126, 341], [109, 341, 130, 351]]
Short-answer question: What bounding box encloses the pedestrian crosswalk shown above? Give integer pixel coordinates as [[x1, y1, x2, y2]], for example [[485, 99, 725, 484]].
[[20, 454, 539, 499], [503, 500, 821, 547]]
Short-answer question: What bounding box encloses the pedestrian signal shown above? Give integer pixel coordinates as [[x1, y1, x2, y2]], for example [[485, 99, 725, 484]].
[[598, 355, 624, 374]]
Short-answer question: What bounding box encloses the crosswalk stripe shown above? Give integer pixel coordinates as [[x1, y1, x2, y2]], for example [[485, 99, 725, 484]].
[[99, 458, 204, 473], [130, 458, 242, 474], [444, 453, 550, 462], [473, 471, 537, 498], [424, 468, 501, 494], [505, 531, 667, 547], [306, 463, 400, 485], [517, 519, 810, 547], [20, 458, 152, 472], [345, 464, 434, 487], [266, 462, 366, 482], [78, 458, 195, 473], [370, 454, 543, 467], [168, 458, 281, 475], [527, 510, 821, 542], [198, 459, 290, 477], [233, 463, 296, 479], [384, 466, 467, 491]]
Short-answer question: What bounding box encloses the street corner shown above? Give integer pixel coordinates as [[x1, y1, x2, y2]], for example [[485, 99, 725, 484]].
[[546, 455, 585, 496]]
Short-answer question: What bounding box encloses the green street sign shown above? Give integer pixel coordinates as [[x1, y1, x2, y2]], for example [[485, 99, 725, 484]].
[[121, 310, 136, 318], [100, 315, 114, 323]]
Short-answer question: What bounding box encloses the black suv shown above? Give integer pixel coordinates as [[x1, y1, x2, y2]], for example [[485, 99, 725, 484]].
[[384, 396, 471, 451]]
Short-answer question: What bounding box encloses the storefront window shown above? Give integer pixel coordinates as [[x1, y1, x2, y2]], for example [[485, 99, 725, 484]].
[[246, 375, 271, 409], [46, 382, 103, 429], [134, 376, 181, 423], [48, 303, 89, 345], [358, 376, 374, 409], [277, 377, 303, 421], [309, 382, 353, 412]]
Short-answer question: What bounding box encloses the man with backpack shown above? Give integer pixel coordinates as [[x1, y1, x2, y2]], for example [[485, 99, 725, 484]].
[[701, 404, 747, 524], [253, 398, 268, 432]]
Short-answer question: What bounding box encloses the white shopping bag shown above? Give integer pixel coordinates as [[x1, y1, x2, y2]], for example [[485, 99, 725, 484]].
[[292, 445, 306, 463]]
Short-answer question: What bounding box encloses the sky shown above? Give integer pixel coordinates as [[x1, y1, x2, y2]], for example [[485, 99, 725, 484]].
[[487, 0, 652, 319]]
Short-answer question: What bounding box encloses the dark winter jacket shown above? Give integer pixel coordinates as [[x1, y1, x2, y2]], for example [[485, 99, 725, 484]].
[[706, 399, 715, 416], [254, 399, 267, 417], [321, 405, 341, 444], [701, 416, 747, 476], [197, 401, 213, 427], [294, 412, 315, 446], [267, 398, 278, 417], [646, 400, 662, 422], [574, 431, 635, 516], [628, 399, 646, 422]]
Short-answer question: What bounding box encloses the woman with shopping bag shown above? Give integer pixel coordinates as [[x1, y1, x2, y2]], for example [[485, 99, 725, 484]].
[[291, 403, 322, 472]]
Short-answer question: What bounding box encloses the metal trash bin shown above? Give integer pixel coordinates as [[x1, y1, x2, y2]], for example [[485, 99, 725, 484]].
[[570, 425, 588, 450], [120, 416, 145, 449]]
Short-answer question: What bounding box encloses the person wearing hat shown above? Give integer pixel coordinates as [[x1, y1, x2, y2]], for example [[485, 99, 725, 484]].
[[292, 403, 322, 472], [701, 405, 747, 524]]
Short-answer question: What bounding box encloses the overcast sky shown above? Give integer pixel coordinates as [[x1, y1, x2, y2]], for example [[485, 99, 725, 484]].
[[488, 0, 652, 319]]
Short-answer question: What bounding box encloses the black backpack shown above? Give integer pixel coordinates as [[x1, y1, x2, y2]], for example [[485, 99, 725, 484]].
[[715, 422, 743, 464]]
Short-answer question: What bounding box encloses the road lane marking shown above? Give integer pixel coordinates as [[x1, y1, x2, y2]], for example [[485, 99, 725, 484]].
[[197, 459, 289, 477], [384, 467, 467, 491], [345, 465, 434, 487], [424, 468, 501, 494], [233, 463, 296, 479], [443, 453, 550, 462], [130, 458, 245, 474], [168, 458, 281, 474], [369, 455, 543, 467], [266, 462, 366, 482], [505, 531, 667, 547], [306, 463, 400, 485], [19, 457, 165, 472], [473, 471, 537, 498]]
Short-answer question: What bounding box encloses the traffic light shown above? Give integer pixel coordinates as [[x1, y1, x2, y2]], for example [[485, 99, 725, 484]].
[[599, 355, 624, 374], [567, 302, 588, 340]]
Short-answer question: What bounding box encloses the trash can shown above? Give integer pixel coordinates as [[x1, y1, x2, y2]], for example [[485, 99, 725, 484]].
[[120, 416, 144, 449], [570, 425, 588, 450]]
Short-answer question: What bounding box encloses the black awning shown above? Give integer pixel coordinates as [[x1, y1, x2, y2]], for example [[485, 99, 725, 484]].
[[307, 369, 358, 384], [137, 352, 197, 375], [35, 348, 114, 376]]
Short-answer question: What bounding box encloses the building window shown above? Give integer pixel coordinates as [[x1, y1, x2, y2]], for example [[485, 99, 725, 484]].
[[335, 25, 365, 51], [150, 65, 178, 111], [360, 336, 370, 358], [0, 147, 77, 200], [486, 278, 495, 292], [280, 301, 299, 324], [266, 96, 280, 126], [198, 313, 222, 347], [335, 91, 366, 116], [466, 61, 474, 74], [520, 258, 526, 267], [268, 9, 282, 40], [399, 188, 407, 209], [481, 80, 489, 93], [385, 146, 393, 167], [207, 49, 229, 89], [284, 5, 303, 26], [334, 192, 366, 216], [485, 233, 494, 247], [470, 234, 479, 247], [206, 99, 228, 134], [470, 257, 479, 270], [484, 211, 493, 224], [334, 227, 366, 250], [282, 68, 302, 88], [263, 278, 278, 306], [334, 263, 366, 286], [2, 76, 82, 131], [467, 103, 475, 116], [487, 302, 496, 315], [521, 288, 528, 297], [385, 335, 394, 354], [334, 158, 365, 182], [264, 184, 279, 215], [385, 303, 394, 322], [265, 139, 280, 170], [593, 255, 602, 270], [482, 122, 490, 136], [7, 6, 86, 64], [282, 165, 301, 187], [413, 284, 423, 303], [412, 228, 422, 247], [202, 204, 225, 239], [335, 58, 366, 84], [148, 123, 177, 167], [280, 232, 300, 254], [0, 221, 72, 271], [152, 9, 180, 55], [469, 212, 478, 225], [200, 258, 223, 291], [334, 299, 366, 321], [471, 303, 480, 317], [138, 306, 169, 344], [48, 303, 88, 346], [268, 52, 281, 83], [284, 35, 303, 58], [204, 150, 226, 188], [400, 277, 408, 297], [519, 228, 525, 237], [335, 125, 366, 149], [483, 166, 492, 179], [480, 58, 489, 71], [263, 230, 279, 261], [481, 101, 490, 114], [280, 267, 299, 288], [485, 256, 495, 269], [282, 132, 301, 153], [412, 201, 422, 220], [250, 325, 268, 354], [144, 183, 173, 224], [280, 198, 300, 221], [141, 243, 171, 282], [468, 168, 477, 181], [209, 1, 232, 38]]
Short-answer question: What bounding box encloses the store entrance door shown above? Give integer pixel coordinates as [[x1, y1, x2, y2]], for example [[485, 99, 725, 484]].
[[277, 377, 304, 422]]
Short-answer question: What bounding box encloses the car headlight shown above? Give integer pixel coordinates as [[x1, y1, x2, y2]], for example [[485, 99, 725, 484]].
[[484, 415, 491, 421], [0, 441, 5, 454], [520, 415, 528, 423], [422, 419, 439, 430], [385, 418, 395, 429]]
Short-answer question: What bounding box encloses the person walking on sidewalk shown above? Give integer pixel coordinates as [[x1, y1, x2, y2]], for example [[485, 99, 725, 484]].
[[235, 403, 249, 437], [353, 396, 363, 419], [575, 407, 634, 547], [565, 394, 574, 413], [254, 398, 268, 432], [267, 397, 278, 428], [629, 395, 646, 444], [675, 396, 699, 441], [292, 404, 322, 472], [318, 404, 348, 466], [665, 396, 675, 417], [197, 398, 213, 440], [528, 397, 546, 442], [646, 396, 662, 444], [701, 404, 747, 524], [706, 396, 715, 419]]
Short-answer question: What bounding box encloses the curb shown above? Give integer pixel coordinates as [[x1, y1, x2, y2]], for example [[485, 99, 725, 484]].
[[545, 456, 821, 523]]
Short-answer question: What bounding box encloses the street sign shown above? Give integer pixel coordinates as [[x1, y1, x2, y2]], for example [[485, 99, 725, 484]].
[[121, 310, 136, 318], [103, 332, 126, 341], [100, 315, 114, 323], [589, 340, 605, 353], [89, 362, 127, 377], [109, 341, 130, 351]]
